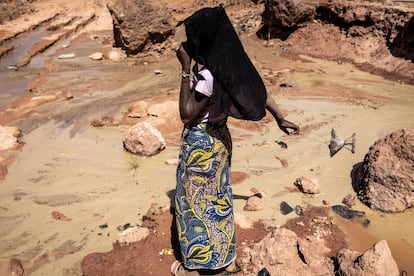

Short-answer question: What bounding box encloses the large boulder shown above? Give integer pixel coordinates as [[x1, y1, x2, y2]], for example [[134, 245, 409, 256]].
[[336, 240, 399, 276], [354, 128, 414, 212], [390, 16, 414, 62], [107, 0, 173, 55], [259, 0, 314, 39], [123, 122, 166, 156]]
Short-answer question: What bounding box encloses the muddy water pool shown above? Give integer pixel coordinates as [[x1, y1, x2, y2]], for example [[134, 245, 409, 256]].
[[0, 27, 73, 111]]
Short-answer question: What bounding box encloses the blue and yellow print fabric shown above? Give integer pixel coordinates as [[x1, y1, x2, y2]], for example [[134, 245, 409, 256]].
[[175, 121, 235, 270]]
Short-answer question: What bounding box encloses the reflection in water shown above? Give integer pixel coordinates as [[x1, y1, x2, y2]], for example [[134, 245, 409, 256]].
[[334, 209, 414, 274]]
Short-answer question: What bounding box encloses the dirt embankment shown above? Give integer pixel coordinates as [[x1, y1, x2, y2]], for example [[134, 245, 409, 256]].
[[258, 0, 414, 84]]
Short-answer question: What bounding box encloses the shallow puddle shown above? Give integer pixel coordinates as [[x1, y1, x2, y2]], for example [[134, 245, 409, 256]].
[[0, 20, 75, 112]]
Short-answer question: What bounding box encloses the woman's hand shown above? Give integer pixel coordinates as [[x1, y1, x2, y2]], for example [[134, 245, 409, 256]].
[[277, 119, 300, 135], [176, 43, 191, 72], [265, 91, 300, 135]]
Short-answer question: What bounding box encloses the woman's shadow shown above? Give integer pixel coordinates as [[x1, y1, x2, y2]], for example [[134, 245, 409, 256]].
[[166, 189, 182, 262]]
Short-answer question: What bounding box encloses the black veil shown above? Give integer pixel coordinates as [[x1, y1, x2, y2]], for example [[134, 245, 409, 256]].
[[182, 6, 267, 121]]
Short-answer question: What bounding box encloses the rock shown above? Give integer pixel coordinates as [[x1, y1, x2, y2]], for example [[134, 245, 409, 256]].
[[115, 226, 150, 246], [107, 48, 126, 61], [89, 52, 104, 60], [127, 101, 149, 118], [259, 0, 314, 39], [0, 126, 22, 152], [123, 122, 166, 156], [342, 194, 356, 207], [241, 227, 334, 275], [58, 53, 75, 59], [337, 240, 399, 276], [91, 116, 116, 127], [234, 213, 256, 229], [279, 83, 293, 88], [5, 65, 18, 71], [275, 140, 288, 148], [243, 192, 265, 211], [30, 95, 58, 103], [51, 211, 72, 221], [0, 258, 24, 276], [264, 0, 314, 28], [65, 94, 74, 100], [164, 158, 179, 165], [278, 157, 289, 168], [354, 128, 414, 212], [99, 223, 108, 229], [230, 171, 249, 185], [361, 219, 371, 228], [294, 176, 320, 194], [322, 199, 330, 205], [332, 205, 365, 220], [107, 0, 173, 55]]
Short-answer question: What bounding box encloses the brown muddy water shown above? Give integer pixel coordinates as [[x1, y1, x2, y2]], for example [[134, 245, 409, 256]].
[[0, 33, 413, 275], [0, 26, 73, 111]]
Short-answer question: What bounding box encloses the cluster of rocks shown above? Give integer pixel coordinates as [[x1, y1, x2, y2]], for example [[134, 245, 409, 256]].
[[241, 227, 400, 276]]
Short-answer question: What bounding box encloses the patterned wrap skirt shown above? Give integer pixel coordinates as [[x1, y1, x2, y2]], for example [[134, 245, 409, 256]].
[[175, 120, 235, 270]]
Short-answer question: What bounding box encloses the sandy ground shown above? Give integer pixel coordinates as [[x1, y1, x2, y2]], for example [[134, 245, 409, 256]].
[[0, 0, 414, 275]]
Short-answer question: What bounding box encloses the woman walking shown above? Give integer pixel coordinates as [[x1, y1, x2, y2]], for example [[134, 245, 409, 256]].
[[172, 6, 299, 276]]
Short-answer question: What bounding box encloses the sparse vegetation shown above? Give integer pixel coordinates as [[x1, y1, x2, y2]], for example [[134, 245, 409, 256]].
[[126, 154, 140, 180]]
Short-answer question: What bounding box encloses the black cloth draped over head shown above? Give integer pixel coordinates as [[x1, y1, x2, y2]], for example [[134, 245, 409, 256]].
[[182, 6, 267, 121]]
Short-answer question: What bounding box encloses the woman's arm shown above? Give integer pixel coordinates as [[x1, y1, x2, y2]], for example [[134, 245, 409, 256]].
[[176, 44, 209, 125], [266, 91, 300, 135]]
